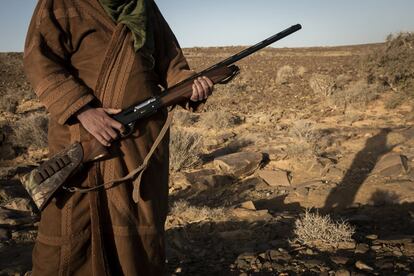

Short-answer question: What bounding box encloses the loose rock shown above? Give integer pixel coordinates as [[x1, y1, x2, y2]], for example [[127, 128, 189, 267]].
[[258, 169, 291, 187], [214, 152, 263, 178], [240, 200, 256, 210], [335, 269, 350, 276], [355, 243, 369, 254], [355, 260, 374, 271], [372, 153, 409, 176], [230, 208, 273, 221], [268, 249, 291, 262], [330, 255, 349, 265], [0, 228, 10, 241], [218, 229, 253, 240]]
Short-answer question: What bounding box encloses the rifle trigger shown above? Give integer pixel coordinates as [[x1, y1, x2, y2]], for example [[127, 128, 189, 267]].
[[121, 122, 135, 137]]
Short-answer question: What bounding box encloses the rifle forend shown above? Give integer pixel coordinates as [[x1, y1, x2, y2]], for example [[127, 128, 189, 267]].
[[112, 65, 240, 134]]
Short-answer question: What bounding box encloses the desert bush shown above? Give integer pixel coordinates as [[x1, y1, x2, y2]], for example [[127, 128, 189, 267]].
[[330, 79, 378, 109], [0, 94, 18, 113], [284, 142, 313, 159], [286, 120, 323, 158], [335, 74, 353, 90], [11, 113, 48, 149], [199, 111, 244, 130], [366, 32, 414, 107], [276, 65, 294, 85], [309, 74, 336, 96], [384, 93, 407, 109], [296, 66, 307, 78], [169, 200, 227, 225], [173, 110, 199, 127], [169, 127, 203, 172], [290, 120, 319, 143], [292, 209, 355, 249]]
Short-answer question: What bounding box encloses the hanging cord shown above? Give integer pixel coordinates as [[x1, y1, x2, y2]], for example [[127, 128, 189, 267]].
[[64, 107, 175, 203]]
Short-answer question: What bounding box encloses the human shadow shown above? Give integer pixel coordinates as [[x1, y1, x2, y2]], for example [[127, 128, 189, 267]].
[[323, 128, 393, 210], [165, 200, 414, 275]]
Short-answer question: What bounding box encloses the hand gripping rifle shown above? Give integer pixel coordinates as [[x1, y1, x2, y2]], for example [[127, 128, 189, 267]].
[[21, 24, 302, 211]]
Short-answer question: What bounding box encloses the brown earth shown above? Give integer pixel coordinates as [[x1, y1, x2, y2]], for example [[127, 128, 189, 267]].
[[0, 41, 414, 275]]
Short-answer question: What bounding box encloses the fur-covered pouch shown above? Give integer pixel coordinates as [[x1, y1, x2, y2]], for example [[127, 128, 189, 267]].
[[20, 142, 84, 211]]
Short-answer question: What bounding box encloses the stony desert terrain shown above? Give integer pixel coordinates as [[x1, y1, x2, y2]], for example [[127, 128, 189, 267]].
[[0, 33, 413, 275]]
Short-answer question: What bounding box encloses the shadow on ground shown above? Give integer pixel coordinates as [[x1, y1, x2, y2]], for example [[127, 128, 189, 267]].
[[165, 201, 414, 275]]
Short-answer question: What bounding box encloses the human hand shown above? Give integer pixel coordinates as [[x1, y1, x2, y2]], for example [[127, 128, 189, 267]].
[[190, 76, 214, 101], [76, 106, 125, 147]]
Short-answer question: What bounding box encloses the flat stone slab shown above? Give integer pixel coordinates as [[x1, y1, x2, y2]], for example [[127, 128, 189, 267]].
[[258, 169, 291, 187], [183, 169, 233, 188], [230, 208, 273, 221], [239, 200, 256, 210], [372, 153, 409, 176], [214, 152, 263, 178]]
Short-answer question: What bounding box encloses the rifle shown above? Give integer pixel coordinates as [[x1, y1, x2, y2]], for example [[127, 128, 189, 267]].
[[21, 24, 302, 210]]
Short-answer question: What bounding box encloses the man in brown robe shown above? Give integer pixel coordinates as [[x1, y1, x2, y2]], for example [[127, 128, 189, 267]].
[[23, 0, 213, 275]]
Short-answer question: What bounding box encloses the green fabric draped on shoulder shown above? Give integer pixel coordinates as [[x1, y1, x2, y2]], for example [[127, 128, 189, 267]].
[[98, 0, 154, 54]]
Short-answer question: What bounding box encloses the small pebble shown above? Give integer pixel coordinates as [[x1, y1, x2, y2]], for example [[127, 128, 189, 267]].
[[355, 260, 374, 271], [366, 234, 378, 240]]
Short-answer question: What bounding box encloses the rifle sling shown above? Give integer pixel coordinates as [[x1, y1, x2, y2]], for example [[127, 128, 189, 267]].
[[65, 106, 175, 203]]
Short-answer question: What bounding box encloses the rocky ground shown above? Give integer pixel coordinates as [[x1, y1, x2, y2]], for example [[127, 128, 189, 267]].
[[1, 38, 414, 275]]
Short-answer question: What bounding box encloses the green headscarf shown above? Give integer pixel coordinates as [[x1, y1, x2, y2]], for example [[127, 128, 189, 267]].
[[98, 0, 154, 54]]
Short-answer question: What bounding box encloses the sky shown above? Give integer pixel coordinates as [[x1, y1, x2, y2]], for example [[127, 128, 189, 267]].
[[0, 0, 413, 52]]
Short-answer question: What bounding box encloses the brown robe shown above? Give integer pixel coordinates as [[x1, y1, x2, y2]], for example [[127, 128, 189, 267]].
[[23, 0, 201, 275]]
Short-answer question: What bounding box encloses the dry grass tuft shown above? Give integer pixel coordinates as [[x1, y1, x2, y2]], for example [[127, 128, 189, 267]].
[[276, 65, 295, 85], [292, 209, 355, 249], [286, 120, 322, 158], [199, 111, 244, 130], [169, 128, 203, 172], [367, 32, 414, 107], [12, 113, 48, 149], [0, 93, 18, 113], [309, 74, 336, 96], [329, 79, 379, 109], [173, 110, 199, 127], [297, 66, 307, 77], [169, 200, 227, 225]]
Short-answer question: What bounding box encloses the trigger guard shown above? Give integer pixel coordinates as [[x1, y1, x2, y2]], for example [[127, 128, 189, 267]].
[[121, 123, 135, 137]]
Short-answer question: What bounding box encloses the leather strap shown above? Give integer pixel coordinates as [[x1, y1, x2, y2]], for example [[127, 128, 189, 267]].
[[65, 107, 175, 203]]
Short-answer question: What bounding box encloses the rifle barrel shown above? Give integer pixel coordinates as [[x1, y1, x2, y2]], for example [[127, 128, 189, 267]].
[[167, 24, 302, 90], [206, 24, 302, 71]]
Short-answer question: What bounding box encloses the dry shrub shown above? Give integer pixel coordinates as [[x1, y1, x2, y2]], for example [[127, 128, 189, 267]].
[[0, 93, 18, 113], [309, 74, 336, 96], [12, 113, 48, 149], [330, 79, 378, 109], [286, 120, 322, 158], [290, 120, 318, 143], [367, 32, 414, 107], [384, 92, 407, 109], [276, 65, 294, 84], [169, 127, 203, 172], [297, 66, 307, 77], [169, 200, 227, 225], [335, 74, 353, 90], [199, 111, 244, 130], [173, 110, 199, 127], [292, 209, 355, 249], [285, 142, 312, 159]]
